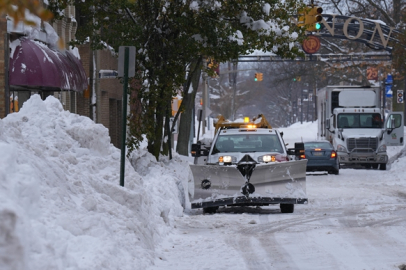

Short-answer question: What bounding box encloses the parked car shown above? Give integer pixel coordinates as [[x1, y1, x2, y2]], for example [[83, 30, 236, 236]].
[[302, 140, 339, 175]]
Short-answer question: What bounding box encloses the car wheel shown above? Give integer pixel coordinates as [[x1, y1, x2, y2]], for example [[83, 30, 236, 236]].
[[372, 164, 379, 169], [203, 206, 219, 214], [333, 168, 339, 175], [280, 204, 294, 213], [379, 163, 387, 170]]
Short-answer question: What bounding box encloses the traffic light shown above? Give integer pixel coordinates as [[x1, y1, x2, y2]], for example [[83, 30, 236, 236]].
[[258, 73, 263, 81], [297, 7, 310, 28], [207, 58, 219, 78], [297, 6, 323, 32], [207, 58, 214, 68], [254, 73, 263, 81], [307, 6, 323, 32]]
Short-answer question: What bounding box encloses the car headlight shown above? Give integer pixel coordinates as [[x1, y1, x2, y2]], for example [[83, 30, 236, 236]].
[[219, 156, 236, 164], [258, 155, 276, 163], [336, 144, 347, 152], [377, 144, 387, 153]]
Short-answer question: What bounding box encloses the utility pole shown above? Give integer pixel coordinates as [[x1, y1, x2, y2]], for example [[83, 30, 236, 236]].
[[301, 89, 308, 124], [306, 94, 310, 122], [300, 90, 303, 124]]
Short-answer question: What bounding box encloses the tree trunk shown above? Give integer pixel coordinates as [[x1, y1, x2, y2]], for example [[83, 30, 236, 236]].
[[161, 100, 172, 158], [127, 78, 143, 150], [393, 0, 401, 25], [149, 103, 164, 160], [176, 57, 203, 156], [146, 85, 166, 161]]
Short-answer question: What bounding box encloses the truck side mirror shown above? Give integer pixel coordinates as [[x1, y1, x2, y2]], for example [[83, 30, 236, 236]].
[[191, 143, 200, 157], [287, 142, 305, 158], [191, 142, 209, 157]]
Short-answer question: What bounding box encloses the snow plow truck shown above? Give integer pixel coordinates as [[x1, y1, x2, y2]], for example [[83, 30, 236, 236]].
[[189, 114, 308, 214]]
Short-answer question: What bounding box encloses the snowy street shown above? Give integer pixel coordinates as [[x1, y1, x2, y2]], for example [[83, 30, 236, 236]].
[[3, 2, 406, 270], [1, 96, 406, 270], [150, 163, 406, 270]]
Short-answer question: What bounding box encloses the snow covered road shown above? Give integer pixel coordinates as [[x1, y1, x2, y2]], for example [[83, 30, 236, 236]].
[[149, 163, 406, 270], [2, 99, 405, 270]]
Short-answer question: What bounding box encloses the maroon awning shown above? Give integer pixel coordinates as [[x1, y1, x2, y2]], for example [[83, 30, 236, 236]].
[[9, 38, 87, 92]]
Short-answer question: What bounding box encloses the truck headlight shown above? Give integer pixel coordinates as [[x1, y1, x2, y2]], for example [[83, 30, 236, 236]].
[[377, 144, 387, 153], [219, 156, 235, 164], [258, 155, 276, 163], [336, 144, 347, 152]]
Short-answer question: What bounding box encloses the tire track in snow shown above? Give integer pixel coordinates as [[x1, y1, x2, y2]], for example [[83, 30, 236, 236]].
[[225, 234, 266, 270], [225, 214, 344, 269], [263, 231, 342, 270], [238, 214, 336, 235], [257, 214, 342, 270], [331, 205, 406, 269]]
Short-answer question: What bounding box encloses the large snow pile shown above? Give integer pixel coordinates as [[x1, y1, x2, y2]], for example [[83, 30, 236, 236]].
[[0, 95, 191, 270]]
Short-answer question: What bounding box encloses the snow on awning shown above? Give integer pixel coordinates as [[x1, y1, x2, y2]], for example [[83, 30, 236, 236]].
[[9, 38, 87, 92]]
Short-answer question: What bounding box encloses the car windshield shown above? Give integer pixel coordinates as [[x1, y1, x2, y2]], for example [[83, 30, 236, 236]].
[[337, 113, 382, 128], [212, 134, 283, 154], [304, 142, 332, 149]]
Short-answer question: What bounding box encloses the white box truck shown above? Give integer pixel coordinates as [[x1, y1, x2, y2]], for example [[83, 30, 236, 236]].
[[317, 85, 404, 170]]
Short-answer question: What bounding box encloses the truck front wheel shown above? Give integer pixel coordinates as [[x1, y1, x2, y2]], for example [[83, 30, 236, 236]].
[[280, 204, 294, 213], [379, 163, 387, 170], [372, 164, 379, 169], [203, 206, 219, 214]]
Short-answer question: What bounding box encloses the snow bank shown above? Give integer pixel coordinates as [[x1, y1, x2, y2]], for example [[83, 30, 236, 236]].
[[0, 95, 188, 270]]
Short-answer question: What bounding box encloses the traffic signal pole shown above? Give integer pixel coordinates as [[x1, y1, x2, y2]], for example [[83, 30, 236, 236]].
[[203, 62, 264, 122], [206, 66, 259, 121]]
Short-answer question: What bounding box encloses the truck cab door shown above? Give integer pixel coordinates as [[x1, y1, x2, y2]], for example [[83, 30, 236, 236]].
[[384, 112, 404, 146]]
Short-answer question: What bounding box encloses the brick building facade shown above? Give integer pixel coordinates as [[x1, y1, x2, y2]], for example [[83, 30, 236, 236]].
[[0, 5, 123, 148]]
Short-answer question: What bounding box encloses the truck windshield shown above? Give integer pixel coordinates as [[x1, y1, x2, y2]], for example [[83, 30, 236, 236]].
[[337, 113, 382, 128], [212, 134, 283, 154]]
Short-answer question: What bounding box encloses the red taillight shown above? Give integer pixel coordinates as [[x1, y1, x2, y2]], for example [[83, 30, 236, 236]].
[[330, 151, 337, 158], [300, 154, 306, 159]]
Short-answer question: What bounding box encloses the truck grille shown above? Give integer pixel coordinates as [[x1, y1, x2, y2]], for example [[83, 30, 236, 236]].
[[347, 137, 378, 153]]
